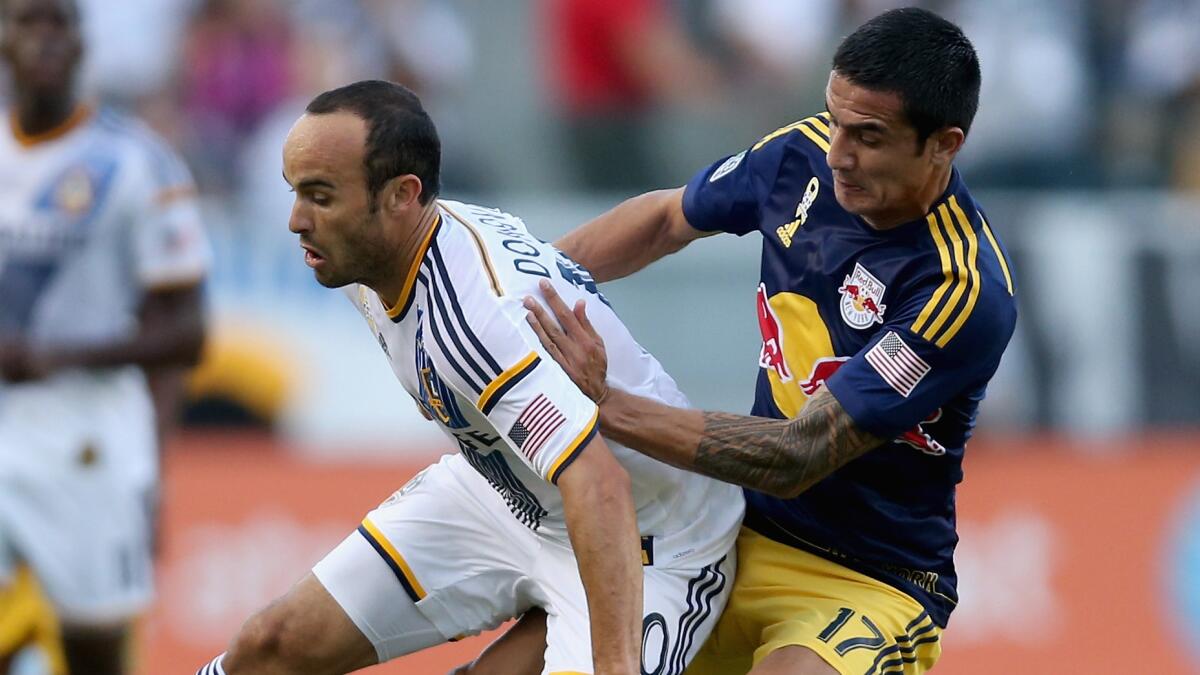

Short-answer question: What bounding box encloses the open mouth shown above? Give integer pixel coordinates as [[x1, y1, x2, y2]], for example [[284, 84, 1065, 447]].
[[301, 244, 326, 268]]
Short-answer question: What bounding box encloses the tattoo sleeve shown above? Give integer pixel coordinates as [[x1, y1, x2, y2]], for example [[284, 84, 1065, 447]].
[[692, 387, 883, 498]]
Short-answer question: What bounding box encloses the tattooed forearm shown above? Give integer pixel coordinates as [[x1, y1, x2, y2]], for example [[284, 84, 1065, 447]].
[[693, 388, 883, 499]]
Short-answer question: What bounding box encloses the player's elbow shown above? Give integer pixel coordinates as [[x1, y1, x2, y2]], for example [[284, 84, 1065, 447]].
[[767, 456, 817, 500], [769, 478, 808, 501], [559, 443, 632, 507], [589, 456, 633, 503], [174, 318, 207, 368]]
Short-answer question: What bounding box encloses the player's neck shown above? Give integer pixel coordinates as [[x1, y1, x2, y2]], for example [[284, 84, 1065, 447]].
[[12, 93, 80, 139], [864, 165, 953, 231], [374, 201, 441, 308]]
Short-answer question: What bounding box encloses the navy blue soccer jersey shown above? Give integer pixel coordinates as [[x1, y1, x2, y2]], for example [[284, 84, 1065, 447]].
[[681, 113, 1017, 627]]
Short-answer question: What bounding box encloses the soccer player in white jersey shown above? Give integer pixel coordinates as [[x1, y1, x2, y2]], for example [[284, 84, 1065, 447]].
[[195, 80, 742, 675], [0, 0, 209, 673]]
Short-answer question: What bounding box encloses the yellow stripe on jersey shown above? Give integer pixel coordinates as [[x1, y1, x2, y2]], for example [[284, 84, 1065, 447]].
[[360, 518, 427, 600], [547, 406, 599, 484], [384, 214, 441, 319], [919, 204, 971, 342], [807, 113, 832, 137], [911, 211, 956, 336], [477, 350, 540, 413], [979, 212, 1014, 295], [933, 197, 982, 346], [439, 201, 504, 297], [795, 123, 831, 154], [752, 114, 831, 153]]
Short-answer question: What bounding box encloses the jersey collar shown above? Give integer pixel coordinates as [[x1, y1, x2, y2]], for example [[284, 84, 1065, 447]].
[[383, 212, 443, 323], [9, 104, 93, 148]]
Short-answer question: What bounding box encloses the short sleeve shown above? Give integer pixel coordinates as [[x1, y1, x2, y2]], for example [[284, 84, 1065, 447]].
[[824, 279, 1017, 439], [682, 142, 773, 236], [129, 138, 209, 289], [421, 248, 598, 484]]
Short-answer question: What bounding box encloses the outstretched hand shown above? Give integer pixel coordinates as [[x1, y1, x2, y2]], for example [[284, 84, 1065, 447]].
[[523, 280, 610, 404]]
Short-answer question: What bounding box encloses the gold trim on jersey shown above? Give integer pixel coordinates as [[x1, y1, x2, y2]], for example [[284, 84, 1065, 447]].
[[979, 212, 1014, 295], [911, 197, 981, 347], [360, 517, 427, 600], [935, 197, 982, 347], [9, 104, 93, 147], [383, 214, 442, 319], [911, 212, 955, 336], [439, 201, 504, 297], [547, 407, 599, 484], [477, 350, 540, 413], [752, 112, 831, 154]]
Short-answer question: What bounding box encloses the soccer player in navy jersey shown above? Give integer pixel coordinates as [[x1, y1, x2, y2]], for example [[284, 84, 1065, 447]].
[[506, 7, 1017, 675]]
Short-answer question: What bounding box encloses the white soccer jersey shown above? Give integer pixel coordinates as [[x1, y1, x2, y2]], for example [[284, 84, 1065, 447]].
[[0, 106, 208, 621], [346, 199, 742, 566]]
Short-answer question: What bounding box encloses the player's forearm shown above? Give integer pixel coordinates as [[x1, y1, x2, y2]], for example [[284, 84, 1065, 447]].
[[554, 188, 693, 283], [559, 461, 641, 674], [42, 318, 205, 373], [600, 387, 884, 499]]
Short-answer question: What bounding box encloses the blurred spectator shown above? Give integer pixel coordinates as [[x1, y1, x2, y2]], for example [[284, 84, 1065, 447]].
[[947, 0, 1097, 188], [178, 0, 295, 192], [543, 0, 723, 192], [1121, 0, 1200, 191], [77, 0, 192, 105], [709, 0, 838, 84]]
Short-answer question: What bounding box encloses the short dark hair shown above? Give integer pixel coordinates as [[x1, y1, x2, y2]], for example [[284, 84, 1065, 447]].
[[832, 7, 980, 143], [305, 80, 441, 207]]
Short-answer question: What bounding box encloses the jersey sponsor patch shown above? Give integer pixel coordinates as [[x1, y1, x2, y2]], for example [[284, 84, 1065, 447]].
[[838, 263, 887, 329], [508, 394, 565, 459], [709, 151, 746, 182], [865, 332, 930, 397]]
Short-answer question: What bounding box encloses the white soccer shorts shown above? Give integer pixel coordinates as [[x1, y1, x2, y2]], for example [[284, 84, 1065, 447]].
[[313, 452, 735, 674], [0, 381, 157, 625]]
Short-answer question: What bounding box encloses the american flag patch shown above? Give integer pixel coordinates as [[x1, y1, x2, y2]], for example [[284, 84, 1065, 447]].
[[508, 394, 566, 459], [865, 332, 930, 397]]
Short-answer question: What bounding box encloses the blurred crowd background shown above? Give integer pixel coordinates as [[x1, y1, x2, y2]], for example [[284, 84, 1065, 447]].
[[6, 0, 1195, 449], [5, 2, 1200, 673]]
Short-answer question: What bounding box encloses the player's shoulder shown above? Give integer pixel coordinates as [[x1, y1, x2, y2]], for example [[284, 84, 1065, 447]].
[[751, 112, 833, 164], [897, 185, 1017, 355], [92, 107, 193, 188], [433, 199, 554, 302]]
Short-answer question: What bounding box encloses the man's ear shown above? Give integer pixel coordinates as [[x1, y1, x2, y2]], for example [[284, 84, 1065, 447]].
[[380, 174, 424, 214], [929, 127, 965, 164]]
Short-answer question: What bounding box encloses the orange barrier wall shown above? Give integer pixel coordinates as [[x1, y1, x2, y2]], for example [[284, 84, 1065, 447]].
[[139, 433, 1200, 674]]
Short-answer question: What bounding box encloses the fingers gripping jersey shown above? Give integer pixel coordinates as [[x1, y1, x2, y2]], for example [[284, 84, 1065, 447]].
[[345, 200, 743, 562], [681, 114, 1018, 626]]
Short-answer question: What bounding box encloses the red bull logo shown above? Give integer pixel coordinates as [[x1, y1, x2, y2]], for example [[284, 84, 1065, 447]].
[[898, 409, 946, 456], [798, 358, 945, 455], [757, 283, 793, 382], [838, 262, 888, 329], [799, 356, 851, 395]]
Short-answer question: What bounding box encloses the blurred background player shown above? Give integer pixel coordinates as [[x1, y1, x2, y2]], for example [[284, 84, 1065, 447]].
[[0, 0, 209, 673], [194, 80, 741, 675]]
